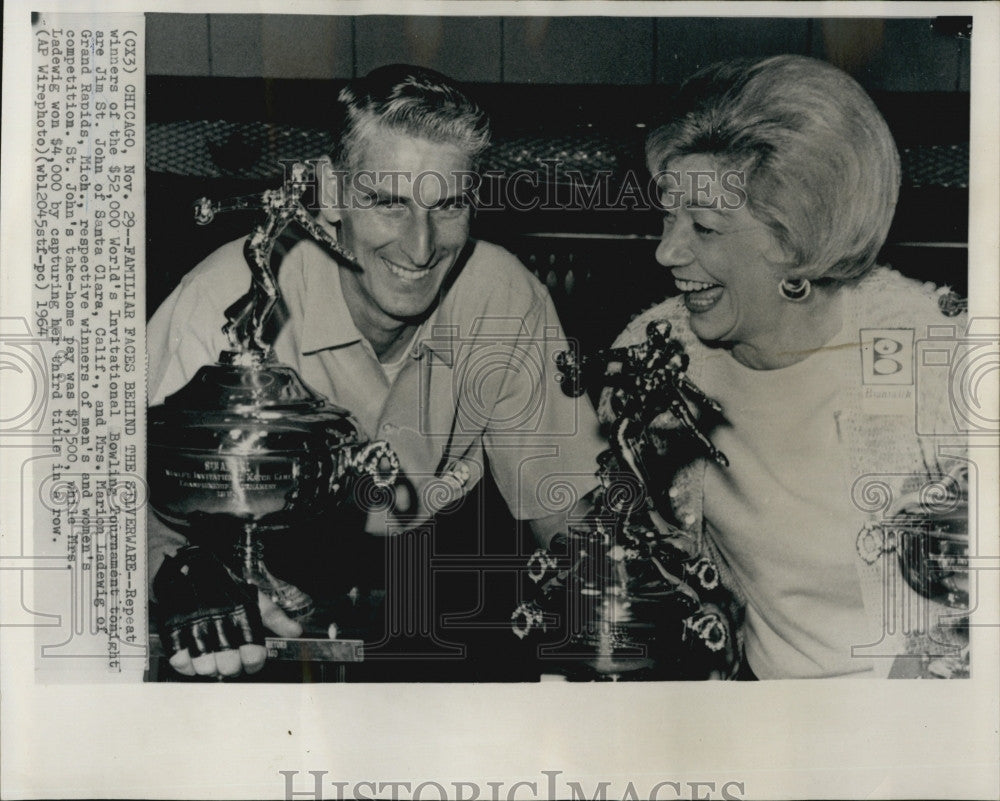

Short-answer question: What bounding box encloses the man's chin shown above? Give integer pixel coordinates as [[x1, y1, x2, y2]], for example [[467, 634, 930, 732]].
[[381, 295, 441, 324]]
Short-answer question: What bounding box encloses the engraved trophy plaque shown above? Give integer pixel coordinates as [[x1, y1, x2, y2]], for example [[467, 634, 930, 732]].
[[149, 164, 399, 624]]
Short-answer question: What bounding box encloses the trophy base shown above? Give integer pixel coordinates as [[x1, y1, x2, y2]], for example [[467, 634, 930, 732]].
[[253, 576, 316, 621], [238, 528, 316, 620]]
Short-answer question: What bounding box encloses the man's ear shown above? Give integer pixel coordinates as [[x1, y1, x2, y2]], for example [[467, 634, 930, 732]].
[[315, 156, 344, 225]]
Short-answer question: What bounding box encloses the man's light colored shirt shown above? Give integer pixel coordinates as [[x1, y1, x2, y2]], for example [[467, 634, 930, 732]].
[[147, 236, 604, 573]]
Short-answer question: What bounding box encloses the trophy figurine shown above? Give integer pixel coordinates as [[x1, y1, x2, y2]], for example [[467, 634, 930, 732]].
[[149, 163, 399, 622], [512, 322, 742, 680]]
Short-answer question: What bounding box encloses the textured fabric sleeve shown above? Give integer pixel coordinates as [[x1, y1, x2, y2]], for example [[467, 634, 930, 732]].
[[840, 271, 972, 677], [917, 310, 970, 475]]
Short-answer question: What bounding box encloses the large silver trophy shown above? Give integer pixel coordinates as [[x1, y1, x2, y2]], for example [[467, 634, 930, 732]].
[[513, 321, 970, 680], [512, 321, 742, 680], [149, 164, 399, 622]]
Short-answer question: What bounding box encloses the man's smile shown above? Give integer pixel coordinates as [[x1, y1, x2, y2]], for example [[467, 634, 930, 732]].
[[382, 256, 434, 282]]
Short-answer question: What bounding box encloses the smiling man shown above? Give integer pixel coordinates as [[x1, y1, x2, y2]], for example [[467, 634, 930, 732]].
[[146, 65, 605, 679]]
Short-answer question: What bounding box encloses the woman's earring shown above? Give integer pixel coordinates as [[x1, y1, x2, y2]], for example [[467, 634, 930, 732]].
[[778, 277, 811, 302]]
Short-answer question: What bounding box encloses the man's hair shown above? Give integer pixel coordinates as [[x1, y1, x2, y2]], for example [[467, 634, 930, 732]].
[[646, 55, 901, 284], [329, 64, 491, 172]]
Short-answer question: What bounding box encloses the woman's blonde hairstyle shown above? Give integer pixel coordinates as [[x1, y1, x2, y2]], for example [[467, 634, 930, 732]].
[[647, 55, 901, 283]]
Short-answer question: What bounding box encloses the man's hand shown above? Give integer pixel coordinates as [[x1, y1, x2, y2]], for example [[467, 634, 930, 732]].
[[154, 545, 303, 678], [167, 591, 304, 678], [529, 494, 595, 549]]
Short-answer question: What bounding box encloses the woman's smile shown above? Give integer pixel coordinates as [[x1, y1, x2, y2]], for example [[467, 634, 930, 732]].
[[675, 278, 725, 313], [655, 154, 797, 361]]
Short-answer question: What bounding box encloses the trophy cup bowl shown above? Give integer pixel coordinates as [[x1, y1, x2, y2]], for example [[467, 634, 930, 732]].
[[513, 324, 739, 680], [149, 350, 397, 620], [550, 527, 705, 681], [149, 165, 402, 625]]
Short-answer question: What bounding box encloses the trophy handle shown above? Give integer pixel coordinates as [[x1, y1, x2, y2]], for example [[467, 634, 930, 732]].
[[348, 441, 400, 487]]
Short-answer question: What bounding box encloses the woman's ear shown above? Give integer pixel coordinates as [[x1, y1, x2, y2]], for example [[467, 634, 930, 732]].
[[764, 235, 803, 278], [316, 156, 344, 225]]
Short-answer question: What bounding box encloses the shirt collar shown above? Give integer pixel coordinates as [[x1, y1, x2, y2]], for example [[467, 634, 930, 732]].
[[300, 245, 364, 354]]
